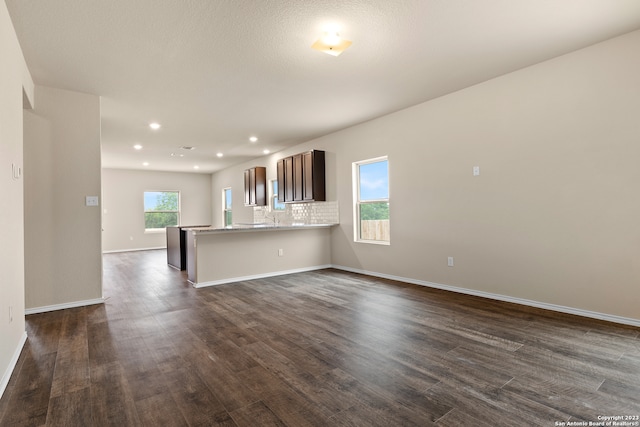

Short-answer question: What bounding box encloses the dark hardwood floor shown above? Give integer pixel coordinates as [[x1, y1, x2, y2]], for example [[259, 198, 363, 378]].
[[1, 249, 639, 426]]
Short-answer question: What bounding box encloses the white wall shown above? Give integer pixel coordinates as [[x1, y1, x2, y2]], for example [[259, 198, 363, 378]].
[[0, 0, 32, 397], [211, 29, 640, 323], [328, 29, 640, 322], [23, 86, 102, 311], [210, 166, 253, 227], [101, 168, 212, 252]]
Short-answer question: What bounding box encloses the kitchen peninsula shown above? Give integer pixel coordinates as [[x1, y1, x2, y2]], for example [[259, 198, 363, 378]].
[[184, 223, 335, 287]]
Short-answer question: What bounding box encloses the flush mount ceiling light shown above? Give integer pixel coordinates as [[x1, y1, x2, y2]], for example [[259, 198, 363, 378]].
[[216, 152, 224, 158], [249, 136, 258, 143], [311, 31, 352, 56], [149, 122, 161, 130], [133, 144, 143, 150]]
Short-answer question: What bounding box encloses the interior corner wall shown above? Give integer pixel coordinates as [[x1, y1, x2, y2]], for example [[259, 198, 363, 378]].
[[0, 0, 30, 397], [211, 163, 259, 227], [101, 168, 213, 252], [325, 29, 640, 322], [23, 85, 102, 310], [207, 29, 640, 323]]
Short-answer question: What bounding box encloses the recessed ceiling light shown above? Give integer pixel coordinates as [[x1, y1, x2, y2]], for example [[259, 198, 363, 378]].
[[193, 165, 200, 170], [143, 162, 149, 166], [149, 122, 161, 130], [263, 149, 270, 154], [216, 152, 223, 158], [249, 136, 258, 143], [133, 144, 143, 150]]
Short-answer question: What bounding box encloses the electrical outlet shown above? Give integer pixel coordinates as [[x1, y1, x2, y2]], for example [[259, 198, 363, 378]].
[[447, 257, 454, 267], [278, 249, 284, 257], [85, 196, 99, 206]]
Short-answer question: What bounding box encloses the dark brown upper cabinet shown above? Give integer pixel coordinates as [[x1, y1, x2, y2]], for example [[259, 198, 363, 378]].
[[277, 158, 286, 203], [244, 166, 266, 206], [277, 150, 325, 203], [293, 153, 304, 202]]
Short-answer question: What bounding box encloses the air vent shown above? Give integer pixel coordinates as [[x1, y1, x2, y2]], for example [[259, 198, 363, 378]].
[[180, 146, 196, 151]]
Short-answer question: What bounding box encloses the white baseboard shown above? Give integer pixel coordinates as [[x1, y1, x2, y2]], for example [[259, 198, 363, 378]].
[[331, 265, 640, 328], [102, 246, 165, 254], [192, 264, 332, 288], [0, 331, 27, 400], [25, 298, 105, 315]]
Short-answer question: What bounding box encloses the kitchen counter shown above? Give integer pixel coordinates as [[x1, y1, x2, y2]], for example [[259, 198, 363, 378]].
[[184, 223, 336, 234], [166, 225, 210, 270], [184, 223, 337, 287]]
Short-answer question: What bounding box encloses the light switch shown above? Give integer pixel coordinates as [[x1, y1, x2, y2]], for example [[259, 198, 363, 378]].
[[86, 196, 99, 206], [12, 163, 22, 180]]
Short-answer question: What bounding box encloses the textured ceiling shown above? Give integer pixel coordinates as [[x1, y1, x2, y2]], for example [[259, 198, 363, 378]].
[[7, 0, 640, 173]]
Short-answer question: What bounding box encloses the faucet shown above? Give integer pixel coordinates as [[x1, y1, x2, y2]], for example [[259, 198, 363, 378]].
[[265, 213, 279, 225]]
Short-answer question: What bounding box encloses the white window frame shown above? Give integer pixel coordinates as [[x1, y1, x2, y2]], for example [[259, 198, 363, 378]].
[[270, 179, 285, 212], [222, 187, 233, 227], [353, 156, 390, 245], [144, 190, 180, 233]]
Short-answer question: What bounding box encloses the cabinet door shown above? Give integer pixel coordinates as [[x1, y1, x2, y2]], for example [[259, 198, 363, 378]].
[[244, 167, 267, 206], [254, 167, 266, 206], [249, 168, 256, 205], [303, 151, 314, 201], [277, 159, 285, 203], [284, 157, 294, 202], [311, 150, 325, 201], [293, 154, 303, 201], [278, 150, 325, 203], [243, 169, 251, 205]]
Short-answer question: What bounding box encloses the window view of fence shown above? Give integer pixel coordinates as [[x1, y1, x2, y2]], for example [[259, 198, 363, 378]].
[[355, 158, 389, 243]]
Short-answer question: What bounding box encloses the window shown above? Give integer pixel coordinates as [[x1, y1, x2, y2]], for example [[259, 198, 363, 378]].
[[223, 188, 233, 226], [353, 157, 390, 244], [144, 191, 179, 230], [271, 179, 285, 211]]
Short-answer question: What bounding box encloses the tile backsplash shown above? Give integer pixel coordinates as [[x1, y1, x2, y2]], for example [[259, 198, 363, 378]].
[[253, 200, 339, 225]]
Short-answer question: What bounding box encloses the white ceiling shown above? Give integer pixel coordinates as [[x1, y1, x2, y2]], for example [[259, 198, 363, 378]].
[[7, 0, 640, 174]]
